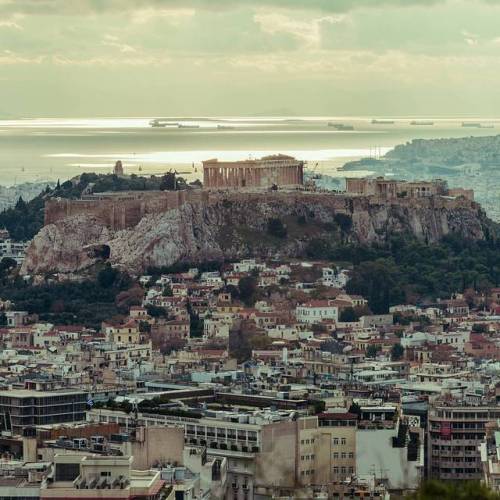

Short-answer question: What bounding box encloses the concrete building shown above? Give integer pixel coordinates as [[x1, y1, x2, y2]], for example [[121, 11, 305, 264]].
[[0, 389, 88, 435], [40, 454, 164, 499], [428, 400, 500, 481], [203, 154, 304, 189], [479, 424, 500, 492], [296, 300, 340, 324], [87, 407, 360, 498]]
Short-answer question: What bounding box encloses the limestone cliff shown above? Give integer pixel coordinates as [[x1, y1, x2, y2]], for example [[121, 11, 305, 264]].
[[21, 192, 492, 276]]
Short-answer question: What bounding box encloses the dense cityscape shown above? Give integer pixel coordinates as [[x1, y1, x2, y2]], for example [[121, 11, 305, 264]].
[[0, 153, 494, 499]]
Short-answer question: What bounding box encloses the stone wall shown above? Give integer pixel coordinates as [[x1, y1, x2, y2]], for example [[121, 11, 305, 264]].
[[45, 190, 208, 230], [44, 188, 481, 232]]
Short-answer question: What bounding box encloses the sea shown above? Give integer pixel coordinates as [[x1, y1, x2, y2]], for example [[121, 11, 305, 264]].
[[0, 116, 498, 186]]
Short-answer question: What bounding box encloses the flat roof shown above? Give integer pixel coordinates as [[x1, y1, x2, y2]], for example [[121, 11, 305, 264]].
[[0, 389, 87, 398]]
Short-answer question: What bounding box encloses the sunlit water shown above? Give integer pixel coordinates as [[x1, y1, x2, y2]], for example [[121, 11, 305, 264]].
[[0, 116, 498, 185]]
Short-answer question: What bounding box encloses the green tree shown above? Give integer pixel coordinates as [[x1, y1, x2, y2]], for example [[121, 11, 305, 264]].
[[472, 323, 487, 333], [238, 276, 258, 306], [97, 264, 119, 288], [311, 400, 326, 414], [339, 307, 358, 322], [160, 172, 176, 191], [366, 345, 380, 358], [406, 480, 500, 500], [267, 218, 287, 238], [391, 343, 405, 361], [305, 238, 333, 260], [138, 320, 151, 333], [346, 258, 405, 313], [145, 305, 168, 318], [334, 213, 353, 233]]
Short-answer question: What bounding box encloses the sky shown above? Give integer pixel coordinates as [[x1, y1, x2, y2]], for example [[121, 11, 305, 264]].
[[2, 0, 500, 117]]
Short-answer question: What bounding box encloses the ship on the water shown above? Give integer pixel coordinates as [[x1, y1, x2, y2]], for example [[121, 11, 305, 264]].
[[178, 124, 200, 129], [150, 119, 166, 127], [371, 119, 395, 125], [328, 122, 354, 131], [462, 122, 494, 129], [410, 120, 434, 126], [149, 119, 178, 127]]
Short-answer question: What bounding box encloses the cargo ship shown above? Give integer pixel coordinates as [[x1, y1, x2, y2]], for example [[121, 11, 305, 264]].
[[149, 119, 178, 127], [371, 119, 395, 125], [410, 120, 434, 126], [462, 122, 494, 129], [328, 122, 354, 131]]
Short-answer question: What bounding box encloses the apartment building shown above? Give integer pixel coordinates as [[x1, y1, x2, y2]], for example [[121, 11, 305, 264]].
[[0, 389, 88, 435], [40, 454, 165, 499], [479, 424, 500, 492], [87, 408, 358, 498], [428, 400, 500, 481]]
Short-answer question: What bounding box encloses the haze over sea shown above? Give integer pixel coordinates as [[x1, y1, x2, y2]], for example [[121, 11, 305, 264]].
[[0, 116, 498, 186]]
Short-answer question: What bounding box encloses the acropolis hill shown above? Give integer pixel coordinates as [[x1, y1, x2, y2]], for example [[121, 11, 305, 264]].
[[23, 157, 492, 276]]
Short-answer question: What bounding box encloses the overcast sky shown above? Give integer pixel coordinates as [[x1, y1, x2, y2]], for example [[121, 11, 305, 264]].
[[2, 0, 500, 117]]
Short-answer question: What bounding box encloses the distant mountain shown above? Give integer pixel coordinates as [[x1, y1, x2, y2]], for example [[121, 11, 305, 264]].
[[251, 108, 298, 117]]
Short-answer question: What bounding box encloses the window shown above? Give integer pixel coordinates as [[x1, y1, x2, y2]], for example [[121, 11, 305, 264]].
[[341, 452, 346, 459], [333, 452, 339, 459], [341, 438, 346, 445], [333, 438, 339, 445], [100, 471, 111, 477]]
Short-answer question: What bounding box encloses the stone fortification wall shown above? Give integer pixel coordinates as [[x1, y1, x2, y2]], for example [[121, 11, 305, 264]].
[[44, 188, 481, 231], [45, 190, 208, 229]]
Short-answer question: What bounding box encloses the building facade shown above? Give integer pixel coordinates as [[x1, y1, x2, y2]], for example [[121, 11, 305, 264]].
[[428, 401, 500, 481], [0, 390, 88, 435], [346, 177, 448, 199], [203, 155, 304, 189]]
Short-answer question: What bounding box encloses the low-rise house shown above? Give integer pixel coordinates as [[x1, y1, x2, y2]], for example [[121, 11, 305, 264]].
[[296, 300, 340, 324], [104, 320, 141, 345]]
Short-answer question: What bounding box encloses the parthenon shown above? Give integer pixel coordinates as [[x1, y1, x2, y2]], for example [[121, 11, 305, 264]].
[[202, 154, 304, 189]]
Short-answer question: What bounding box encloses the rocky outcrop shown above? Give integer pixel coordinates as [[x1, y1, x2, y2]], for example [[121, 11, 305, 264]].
[[21, 192, 492, 276]]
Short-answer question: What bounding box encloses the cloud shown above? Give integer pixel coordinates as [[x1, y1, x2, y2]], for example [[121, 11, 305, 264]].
[[131, 8, 195, 25], [462, 30, 479, 46], [50, 54, 171, 66], [254, 10, 345, 48], [0, 49, 43, 64], [102, 35, 138, 54], [0, 20, 22, 29], [0, 0, 472, 16]]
